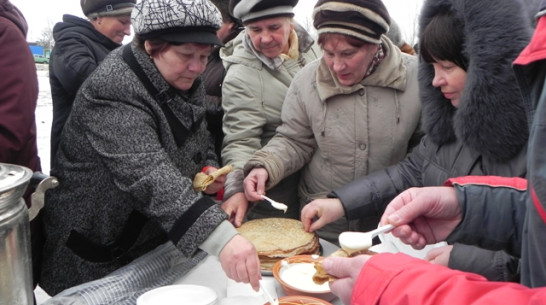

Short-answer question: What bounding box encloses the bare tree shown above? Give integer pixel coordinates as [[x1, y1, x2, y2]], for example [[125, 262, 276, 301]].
[[36, 20, 55, 52], [405, 1, 421, 48]]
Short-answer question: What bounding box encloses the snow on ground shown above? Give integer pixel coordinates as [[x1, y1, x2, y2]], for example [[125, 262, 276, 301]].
[[34, 64, 52, 303], [36, 64, 52, 175]]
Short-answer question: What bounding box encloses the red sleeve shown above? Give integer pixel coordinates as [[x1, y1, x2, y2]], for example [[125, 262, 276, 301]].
[[353, 253, 546, 305], [444, 176, 527, 190]]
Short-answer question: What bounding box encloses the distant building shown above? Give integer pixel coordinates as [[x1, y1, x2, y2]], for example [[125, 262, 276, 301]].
[[28, 43, 49, 64], [29, 43, 44, 56]]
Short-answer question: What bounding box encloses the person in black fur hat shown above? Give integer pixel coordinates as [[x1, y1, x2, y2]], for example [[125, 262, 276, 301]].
[[301, 0, 534, 284]]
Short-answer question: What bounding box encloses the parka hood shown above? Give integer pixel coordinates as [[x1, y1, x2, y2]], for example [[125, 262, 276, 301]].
[[0, 0, 27, 36], [419, 0, 533, 161]]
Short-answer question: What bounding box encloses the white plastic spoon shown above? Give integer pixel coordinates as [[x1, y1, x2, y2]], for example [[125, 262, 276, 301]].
[[261, 195, 288, 213], [339, 224, 395, 254], [260, 281, 279, 305]]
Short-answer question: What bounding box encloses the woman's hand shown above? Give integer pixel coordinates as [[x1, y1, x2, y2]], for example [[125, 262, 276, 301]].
[[219, 234, 261, 291], [323, 256, 372, 305], [202, 166, 226, 195], [380, 186, 463, 250], [243, 168, 269, 201], [221, 192, 249, 227], [425, 245, 453, 266], [300, 198, 345, 232]]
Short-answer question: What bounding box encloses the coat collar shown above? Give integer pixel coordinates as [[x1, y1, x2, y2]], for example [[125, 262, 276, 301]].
[[316, 36, 408, 101]]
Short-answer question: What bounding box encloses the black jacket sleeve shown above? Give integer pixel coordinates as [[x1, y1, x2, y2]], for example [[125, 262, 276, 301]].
[[330, 137, 429, 220], [449, 243, 520, 282]]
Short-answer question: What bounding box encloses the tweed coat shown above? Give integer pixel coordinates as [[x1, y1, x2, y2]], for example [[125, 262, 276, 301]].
[[41, 44, 236, 295], [332, 0, 533, 282], [244, 36, 423, 243]]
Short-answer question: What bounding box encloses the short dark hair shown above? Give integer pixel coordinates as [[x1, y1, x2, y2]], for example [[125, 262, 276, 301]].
[[419, 11, 468, 71]]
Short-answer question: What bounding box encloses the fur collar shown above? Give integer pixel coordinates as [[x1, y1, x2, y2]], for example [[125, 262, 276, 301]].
[[419, 0, 533, 161]]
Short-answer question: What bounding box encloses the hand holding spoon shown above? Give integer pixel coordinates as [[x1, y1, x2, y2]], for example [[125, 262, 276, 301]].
[[339, 224, 395, 254], [261, 195, 288, 213]]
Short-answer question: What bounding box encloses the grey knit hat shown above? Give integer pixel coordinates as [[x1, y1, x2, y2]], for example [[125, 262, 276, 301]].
[[132, 0, 223, 46], [313, 0, 390, 44], [229, 0, 298, 24], [80, 0, 135, 18]]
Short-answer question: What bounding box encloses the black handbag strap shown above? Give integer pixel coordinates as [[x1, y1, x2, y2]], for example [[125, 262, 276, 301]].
[[121, 45, 190, 147]]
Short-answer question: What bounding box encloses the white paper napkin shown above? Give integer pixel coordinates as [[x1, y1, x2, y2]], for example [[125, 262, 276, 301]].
[[221, 278, 278, 305]]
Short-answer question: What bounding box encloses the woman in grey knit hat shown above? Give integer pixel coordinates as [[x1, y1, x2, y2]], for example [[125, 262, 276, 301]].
[[243, 0, 422, 244], [41, 0, 261, 295], [302, 0, 533, 287]]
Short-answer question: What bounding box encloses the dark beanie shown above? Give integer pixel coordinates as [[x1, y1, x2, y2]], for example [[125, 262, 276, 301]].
[[132, 0, 223, 46], [80, 0, 136, 17], [229, 0, 298, 24], [313, 0, 390, 44]]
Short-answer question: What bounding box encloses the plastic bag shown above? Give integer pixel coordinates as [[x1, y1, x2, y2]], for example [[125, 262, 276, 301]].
[[42, 242, 207, 305]]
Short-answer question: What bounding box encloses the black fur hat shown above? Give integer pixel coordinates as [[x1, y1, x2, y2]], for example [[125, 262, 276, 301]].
[[418, 0, 533, 161]]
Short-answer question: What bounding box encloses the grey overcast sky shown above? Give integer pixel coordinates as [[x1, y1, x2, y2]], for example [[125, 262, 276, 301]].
[[11, 0, 423, 45]]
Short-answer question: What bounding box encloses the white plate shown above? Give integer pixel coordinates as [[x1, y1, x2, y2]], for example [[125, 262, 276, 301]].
[[137, 284, 218, 305]]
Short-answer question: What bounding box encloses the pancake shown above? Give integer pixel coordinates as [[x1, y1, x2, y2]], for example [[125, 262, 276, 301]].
[[312, 248, 378, 285], [237, 218, 320, 271]]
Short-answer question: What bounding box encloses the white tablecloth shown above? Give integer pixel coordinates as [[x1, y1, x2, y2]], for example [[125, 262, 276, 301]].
[[42, 235, 440, 305], [174, 239, 343, 305]]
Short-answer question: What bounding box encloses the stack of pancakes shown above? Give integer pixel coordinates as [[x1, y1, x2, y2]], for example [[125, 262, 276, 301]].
[[237, 218, 320, 271]]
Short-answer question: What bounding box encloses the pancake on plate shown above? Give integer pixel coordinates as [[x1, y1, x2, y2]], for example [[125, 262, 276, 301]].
[[236, 218, 320, 271], [312, 248, 377, 285]]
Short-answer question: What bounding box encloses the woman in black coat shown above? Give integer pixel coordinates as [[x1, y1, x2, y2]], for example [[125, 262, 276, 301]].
[[49, 0, 135, 171]]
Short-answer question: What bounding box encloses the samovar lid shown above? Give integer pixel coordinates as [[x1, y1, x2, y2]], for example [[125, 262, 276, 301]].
[[0, 163, 33, 199]]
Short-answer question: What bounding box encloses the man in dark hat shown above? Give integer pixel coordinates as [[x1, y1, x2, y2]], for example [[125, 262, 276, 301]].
[[49, 0, 135, 172], [220, 0, 321, 226]]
